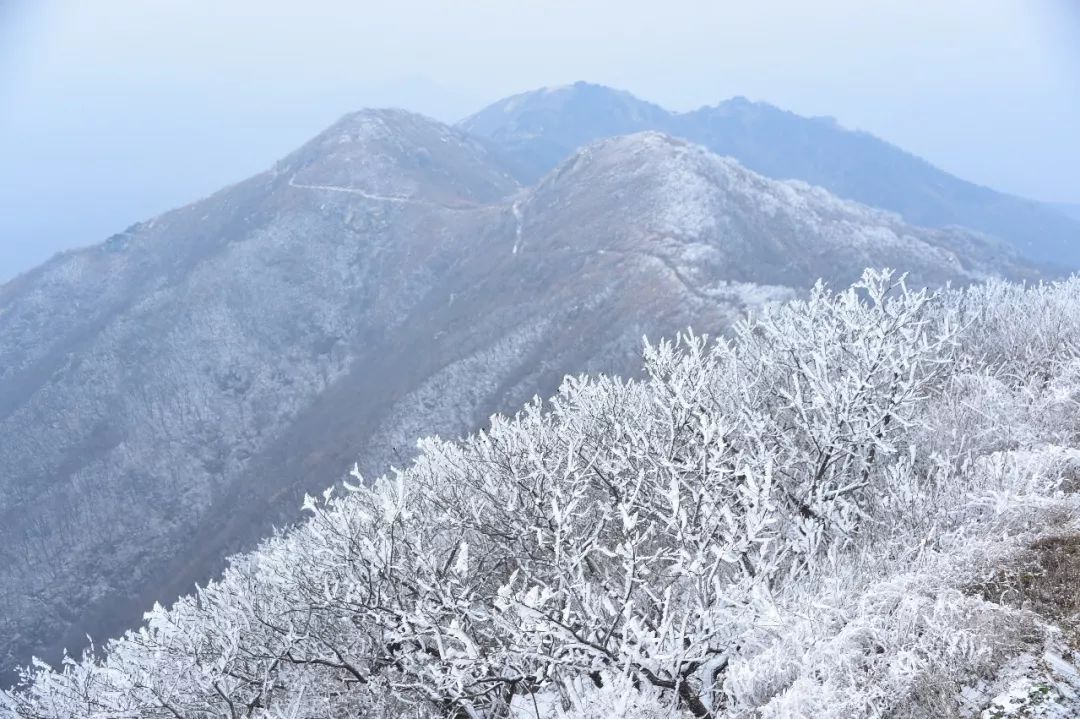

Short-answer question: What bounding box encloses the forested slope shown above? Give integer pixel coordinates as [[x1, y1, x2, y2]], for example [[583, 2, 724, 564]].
[[5, 270, 1080, 719]]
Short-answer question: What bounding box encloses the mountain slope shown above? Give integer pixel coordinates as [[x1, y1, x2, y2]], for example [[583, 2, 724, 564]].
[[1053, 202, 1080, 222], [7, 273, 1080, 719], [461, 83, 1080, 268], [0, 117, 1034, 682], [522, 132, 1028, 293], [0, 108, 523, 680]]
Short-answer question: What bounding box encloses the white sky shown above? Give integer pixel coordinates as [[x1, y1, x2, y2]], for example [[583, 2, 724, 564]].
[[1, 0, 1078, 281]]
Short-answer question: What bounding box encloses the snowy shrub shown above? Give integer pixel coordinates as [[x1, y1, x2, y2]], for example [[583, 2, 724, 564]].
[[4, 270, 1080, 719]]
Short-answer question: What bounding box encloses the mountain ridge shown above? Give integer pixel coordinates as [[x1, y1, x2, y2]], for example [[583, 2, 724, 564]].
[[460, 81, 1080, 268]]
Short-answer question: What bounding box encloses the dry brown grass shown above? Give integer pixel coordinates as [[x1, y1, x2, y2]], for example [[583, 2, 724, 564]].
[[969, 534, 1080, 649]]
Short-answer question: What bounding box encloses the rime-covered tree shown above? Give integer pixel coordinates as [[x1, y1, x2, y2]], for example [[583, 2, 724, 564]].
[[5, 270, 1080, 719]]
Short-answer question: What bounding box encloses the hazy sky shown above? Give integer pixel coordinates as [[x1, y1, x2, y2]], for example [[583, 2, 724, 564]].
[[1, 0, 1078, 282]]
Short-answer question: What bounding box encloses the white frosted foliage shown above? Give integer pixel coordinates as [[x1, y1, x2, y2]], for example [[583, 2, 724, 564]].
[[5, 269, 1080, 718]]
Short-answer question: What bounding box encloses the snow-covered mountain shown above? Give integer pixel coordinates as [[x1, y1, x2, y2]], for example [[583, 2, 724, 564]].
[[0, 109, 1036, 682], [462, 82, 1080, 269]]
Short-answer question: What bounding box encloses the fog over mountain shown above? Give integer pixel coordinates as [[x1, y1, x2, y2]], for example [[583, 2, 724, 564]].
[[6, 1, 1078, 287], [463, 82, 1080, 269], [3, 1, 1080, 712], [1054, 203, 1080, 223], [0, 98, 1040, 683]]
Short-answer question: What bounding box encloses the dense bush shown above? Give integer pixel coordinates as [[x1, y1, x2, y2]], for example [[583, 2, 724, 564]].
[[5, 270, 1080, 718]]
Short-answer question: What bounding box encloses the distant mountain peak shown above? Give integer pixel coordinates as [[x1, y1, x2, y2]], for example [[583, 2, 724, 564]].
[[459, 83, 671, 184], [501, 80, 658, 103], [535, 80, 619, 94], [718, 94, 755, 107], [705, 95, 781, 115]]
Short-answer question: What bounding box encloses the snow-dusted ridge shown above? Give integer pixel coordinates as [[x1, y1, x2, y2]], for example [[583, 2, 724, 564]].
[[461, 82, 1080, 269], [5, 271, 1080, 718]]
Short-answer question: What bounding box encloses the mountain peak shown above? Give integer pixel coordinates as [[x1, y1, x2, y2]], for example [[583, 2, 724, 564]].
[[719, 94, 755, 108], [687, 95, 786, 121], [458, 83, 672, 182], [548, 80, 648, 101], [541, 130, 735, 191], [276, 107, 519, 205], [470, 81, 665, 116], [325, 107, 446, 145]]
